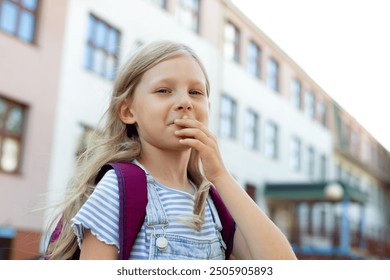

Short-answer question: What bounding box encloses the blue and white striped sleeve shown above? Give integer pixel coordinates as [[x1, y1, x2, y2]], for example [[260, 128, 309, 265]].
[[71, 169, 120, 250]]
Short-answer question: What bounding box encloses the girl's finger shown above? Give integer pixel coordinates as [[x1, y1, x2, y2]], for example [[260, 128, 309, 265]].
[[174, 128, 209, 142], [178, 138, 206, 151], [174, 118, 213, 138]]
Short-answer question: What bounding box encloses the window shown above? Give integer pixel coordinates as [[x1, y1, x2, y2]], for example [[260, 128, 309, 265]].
[[0, 0, 40, 43], [351, 174, 360, 189], [149, 0, 166, 9], [265, 121, 278, 159], [245, 184, 256, 202], [336, 164, 342, 181], [0, 236, 12, 259], [0, 95, 26, 174], [351, 129, 361, 153], [307, 146, 315, 178], [267, 57, 279, 92], [291, 79, 302, 110], [75, 124, 96, 158], [363, 140, 372, 163], [343, 170, 351, 185], [244, 109, 259, 149], [177, 0, 200, 33], [305, 91, 315, 119], [290, 136, 301, 171], [317, 101, 328, 127], [85, 14, 120, 80], [341, 120, 351, 147], [247, 41, 261, 78], [224, 21, 240, 63], [298, 203, 309, 234], [220, 95, 237, 139], [320, 154, 327, 180]]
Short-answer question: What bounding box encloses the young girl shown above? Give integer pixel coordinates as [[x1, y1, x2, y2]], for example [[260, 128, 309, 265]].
[[47, 40, 297, 260]]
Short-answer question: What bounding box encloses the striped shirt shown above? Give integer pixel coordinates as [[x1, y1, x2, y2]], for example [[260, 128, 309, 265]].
[[72, 169, 220, 259]]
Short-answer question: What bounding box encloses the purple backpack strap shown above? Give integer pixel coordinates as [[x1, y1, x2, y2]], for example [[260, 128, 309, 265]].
[[107, 162, 148, 260], [209, 186, 236, 259]]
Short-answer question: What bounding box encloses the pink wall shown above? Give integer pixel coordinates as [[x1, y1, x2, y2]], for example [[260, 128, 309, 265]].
[[0, 0, 68, 231]]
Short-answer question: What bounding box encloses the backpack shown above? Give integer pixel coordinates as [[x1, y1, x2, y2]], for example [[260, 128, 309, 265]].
[[46, 162, 236, 260]]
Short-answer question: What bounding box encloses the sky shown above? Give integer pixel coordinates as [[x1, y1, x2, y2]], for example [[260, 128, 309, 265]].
[[231, 0, 390, 151]]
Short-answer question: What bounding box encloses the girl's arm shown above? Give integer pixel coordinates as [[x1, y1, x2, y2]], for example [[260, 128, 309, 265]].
[[174, 118, 297, 260], [211, 172, 297, 259], [79, 230, 118, 260]]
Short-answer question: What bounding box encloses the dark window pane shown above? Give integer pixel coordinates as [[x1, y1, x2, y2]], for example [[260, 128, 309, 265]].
[[18, 10, 34, 42], [6, 106, 23, 134], [0, 1, 18, 34]]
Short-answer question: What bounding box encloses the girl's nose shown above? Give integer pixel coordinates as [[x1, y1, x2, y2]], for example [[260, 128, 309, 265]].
[[175, 95, 193, 111]]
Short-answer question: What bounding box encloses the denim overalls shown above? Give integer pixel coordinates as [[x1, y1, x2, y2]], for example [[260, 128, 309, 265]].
[[144, 174, 226, 260]]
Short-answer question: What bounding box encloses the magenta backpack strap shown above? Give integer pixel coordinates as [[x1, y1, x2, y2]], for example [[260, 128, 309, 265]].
[[209, 186, 236, 259], [108, 162, 147, 260]]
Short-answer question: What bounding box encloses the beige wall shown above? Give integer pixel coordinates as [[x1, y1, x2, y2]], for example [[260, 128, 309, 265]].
[[0, 0, 68, 231]]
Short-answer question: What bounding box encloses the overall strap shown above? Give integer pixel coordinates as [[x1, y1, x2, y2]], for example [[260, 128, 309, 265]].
[[102, 162, 148, 260], [209, 186, 236, 260]]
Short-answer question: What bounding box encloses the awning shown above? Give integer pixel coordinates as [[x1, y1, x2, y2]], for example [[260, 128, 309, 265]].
[[264, 181, 367, 204], [0, 226, 16, 239]]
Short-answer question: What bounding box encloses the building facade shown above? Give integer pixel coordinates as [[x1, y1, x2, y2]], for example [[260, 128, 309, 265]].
[[0, 0, 68, 259], [0, 0, 389, 259]]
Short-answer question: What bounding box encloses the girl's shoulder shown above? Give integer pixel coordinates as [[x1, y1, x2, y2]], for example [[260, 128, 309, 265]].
[[93, 169, 119, 198]]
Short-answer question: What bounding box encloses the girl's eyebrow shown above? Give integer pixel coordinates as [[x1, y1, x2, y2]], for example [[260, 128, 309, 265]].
[[150, 78, 206, 88]]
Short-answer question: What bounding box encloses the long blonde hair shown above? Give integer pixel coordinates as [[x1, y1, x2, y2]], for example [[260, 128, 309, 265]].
[[46, 40, 212, 259]]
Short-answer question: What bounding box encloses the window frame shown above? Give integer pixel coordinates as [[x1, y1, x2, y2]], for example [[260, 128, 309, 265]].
[[267, 57, 279, 92], [85, 13, 121, 80], [224, 21, 240, 63], [177, 0, 201, 33], [291, 78, 302, 110], [0, 94, 27, 174], [0, 0, 41, 44], [265, 120, 278, 159], [219, 95, 237, 139], [247, 40, 261, 78], [244, 109, 259, 150], [307, 146, 315, 179], [320, 154, 327, 180], [305, 90, 316, 120], [290, 136, 302, 171], [317, 100, 328, 127]]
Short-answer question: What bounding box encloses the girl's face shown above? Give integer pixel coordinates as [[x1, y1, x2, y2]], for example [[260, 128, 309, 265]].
[[121, 54, 209, 151]]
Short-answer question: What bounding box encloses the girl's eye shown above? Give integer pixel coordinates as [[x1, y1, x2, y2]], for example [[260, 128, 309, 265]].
[[156, 88, 170, 94], [190, 90, 204, 95]]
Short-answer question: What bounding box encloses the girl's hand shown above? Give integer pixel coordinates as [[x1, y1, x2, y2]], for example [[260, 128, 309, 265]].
[[174, 118, 228, 183]]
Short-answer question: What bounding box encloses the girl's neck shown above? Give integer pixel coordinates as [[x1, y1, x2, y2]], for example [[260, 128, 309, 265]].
[[137, 147, 193, 193]]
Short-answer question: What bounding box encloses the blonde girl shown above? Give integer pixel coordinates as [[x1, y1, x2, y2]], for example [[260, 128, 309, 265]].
[[46, 40, 296, 260]]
